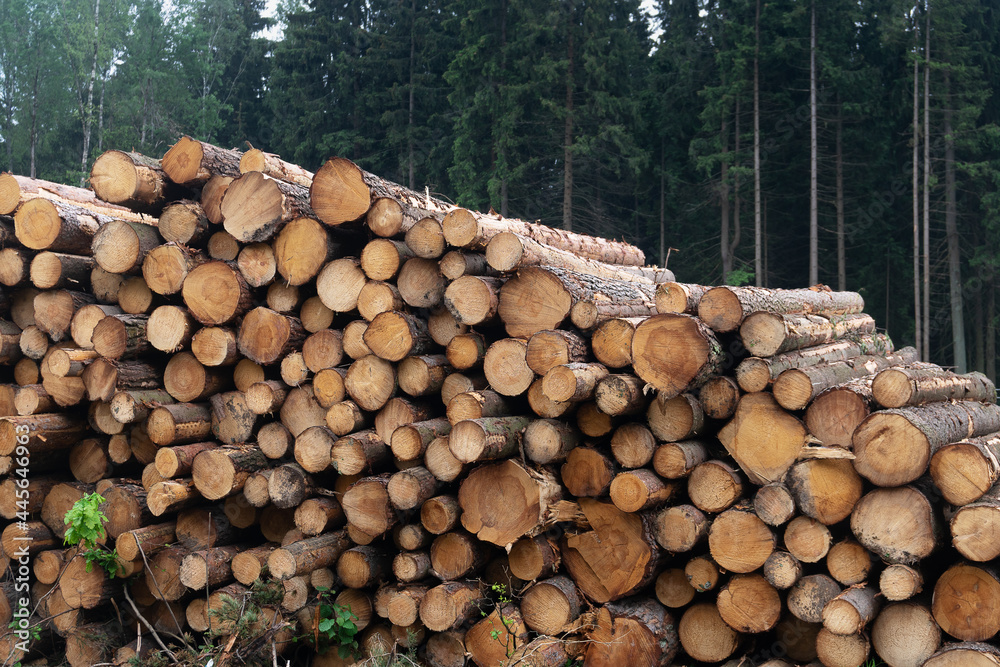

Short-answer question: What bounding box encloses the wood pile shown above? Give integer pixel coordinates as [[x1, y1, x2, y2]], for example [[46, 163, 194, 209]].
[[0, 138, 998, 667]]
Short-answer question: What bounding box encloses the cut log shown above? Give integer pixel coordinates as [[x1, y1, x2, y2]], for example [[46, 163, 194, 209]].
[[179, 543, 244, 590], [853, 400, 1000, 486], [162, 136, 241, 185], [360, 238, 413, 281], [785, 459, 862, 525], [445, 333, 485, 372], [773, 348, 920, 410], [419, 581, 484, 632], [561, 446, 616, 497], [158, 200, 209, 245], [499, 266, 656, 338], [396, 257, 445, 309], [677, 602, 741, 663], [443, 275, 502, 325], [507, 535, 560, 582], [632, 314, 725, 398], [483, 337, 534, 397], [923, 642, 1000, 667], [652, 504, 709, 553], [145, 402, 211, 446], [542, 362, 608, 403], [784, 516, 832, 563], [191, 444, 267, 500], [0, 413, 87, 455], [739, 312, 877, 358], [268, 530, 351, 580], [342, 474, 396, 537], [448, 415, 531, 463], [363, 311, 432, 362], [822, 585, 880, 636], [146, 478, 201, 516], [814, 628, 870, 667], [91, 219, 160, 274], [29, 252, 93, 291], [687, 460, 743, 513], [827, 540, 873, 587], [717, 392, 810, 485], [522, 418, 579, 465], [652, 440, 709, 479], [561, 498, 659, 603], [698, 285, 865, 333], [594, 374, 648, 417], [950, 480, 1000, 561], [442, 207, 644, 266], [190, 327, 239, 367], [238, 307, 306, 365], [116, 522, 176, 561], [181, 261, 253, 326], [655, 568, 696, 608], [850, 485, 940, 565], [583, 597, 678, 667], [280, 384, 327, 436], [708, 502, 776, 573], [460, 459, 562, 548], [609, 469, 677, 513], [357, 280, 403, 322], [391, 418, 451, 463], [331, 429, 389, 475], [787, 574, 842, 624], [429, 531, 488, 580], [439, 249, 495, 280], [654, 282, 709, 314], [699, 376, 741, 419], [716, 573, 782, 633], [14, 198, 110, 253], [930, 433, 1000, 506], [871, 601, 941, 667], [763, 550, 803, 590], [610, 422, 657, 469], [873, 366, 996, 408], [34, 289, 95, 342], [145, 305, 195, 353], [404, 216, 446, 258]]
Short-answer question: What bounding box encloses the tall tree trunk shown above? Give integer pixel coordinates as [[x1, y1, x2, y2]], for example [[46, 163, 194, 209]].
[[988, 280, 996, 383], [922, 3, 931, 361], [732, 98, 742, 273], [836, 102, 845, 292], [913, 53, 921, 355], [408, 0, 416, 190], [563, 25, 574, 233], [499, 0, 508, 218], [30, 57, 39, 179], [78, 0, 101, 187], [754, 0, 762, 287], [943, 69, 966, 373], [976, 279, 985, 372], [660, 140, 666, 267], [809, 0, 818, 286], [721, 114, 731, 282], [97, 69, 106, 155]]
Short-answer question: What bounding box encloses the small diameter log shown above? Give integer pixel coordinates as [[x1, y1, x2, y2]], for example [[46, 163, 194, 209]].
[[699, 376, 742, 420], [190, 327, 239, 367], [34, 289, 96, 341], [386, 466, 440, 511], [342, 474, 397, 537], [429, 531, 488, 580], [950, 480, 1000, 561], [301, 330, 344, 374], [179, 544, 244, 590], [815, 628, 871, 667], [191, 444, 268, 500], [561, 498, 659, 603], [446, 333, 486, 372], [610, 422, 657, 468], [786, 459, 863, 525], [337, 546, 390, 589], [363, 311, 432, 363], [324, 399, 367, 437], [541, 362, 609, 403], [146, 403, 212, 446], [828, 540, 873, 587], [237, 307, 306, 365], [146, 479, 201, 516], [92, 313, 152, 359], [483, 337, 534, 397], [656, 568, 696, 608], [763, 550, 803, 590], [677, 602, 741, 663], [736, 331, 895, 392], [508, 535, 560, 581], [396, 257, 446, 309], [822, 585, 880, 636], [210, 390, 257, 445], [523, 418, 580, 465], [708, 502, 776, 573], [448, 416, 532, 463], [316, 257, 366, 315], [717, 573, 782, 633], [443, 275, 502, 325], [931, 433, 1000, 506], [594, 374, 648, 417], [30, 251, 93, 291], [652, 440, 709, 479], [331, 429, 389, 475], [360, 238, 413, 281], [698, 285, 865, 333], [90, 219, 160, 275], [854, 400, 1000, 486], [717, 392, 810, 485], [655, 282, 709, 314], [653, 504, 709, 553], [441, 371, 487, 405], [784, 516, 832, 563], [424, 436, 466, 484], [873, 366, 996, 408], [419, 581, 484, 632], [420, 495, 461, 535], [231, 542, 279, 586], [753, 483, 797, 527], [740, 312, 877, 358], [236, 242, 277, 287], [560, 446, 616, 497], [375, 396, 434, 443], [804, 375, 874, 447], [850, 485, 940, 565], [525, 329, 588, 376], [687, 460, 744, 513], [116, 523, 176, 561], [527, 377, 573, 419], [14, 384, 54, 416], [295, 497, 345, 537], [267, 462, 314, 509], [0, 413, 87, 455], [872, 601, 941, 667], [773, 348, 921, 411], [447, 390, 511, 426], [0, 247, 30, 289], [142, 243, 206, 296], [439, 249, 493, 280], [314, 368, 348, 408], [609, 469, 677, 512], [268, 530, 351, 580], [181, 261, 253, 327]]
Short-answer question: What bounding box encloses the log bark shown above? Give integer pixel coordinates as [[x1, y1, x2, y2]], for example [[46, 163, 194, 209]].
[[698, 285, 865, 333], [29, 252, 94, 290], [268, 530, 351, 580], [822, 585, 880, 636], [787, 574, 842, 624], [240, 148, 314, 186], [773, 348, 920, 410], [739, 312, 877, 358], [363, 311, 432, 362], [853, 400, 1000, 486], [655, 282, 710, 314], [872, 366, 996, 408], [162, 136, 242, 185]]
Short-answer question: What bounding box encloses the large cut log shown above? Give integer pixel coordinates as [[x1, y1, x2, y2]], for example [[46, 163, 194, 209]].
[[486, 232, 672, 282], [561, 498, 659, 603], [923, 643, 1000, 667], [310, 156, 450, 226], [871, 601, 941, 667], [949, 481, 1000, 561], [560, 446, 616, 497], [698, 285, 865, 333], [850, 485, 941, 564], [804, 375, 875, 447], [739, 312, 877, 358], [631, 314, 725, 398], [459, 459, 562, 548], [717, 392, 811, 485], [785, 459, 863, 525], [853, 400, 1000, 486], [583, 597, 679, 667], [716, 573, 782, 633], [182, 261, 253, 326], [419, 581, 484, 632], [872, 366, 996, 408], [90, 150, 185, 213], [931, 433, 1000, 506], [161, 136, 242, 185], [677, 602, 741, 663], [238, 307, 306, 365], [158, 200, 209, 245], [708, 502, 776, 573], [13, 198, 118, 254], [342, 474, 396, 537], [655, 282, 710, 314], [499, 266, 657, 337], [442, 207, 644, 265], [772, 348, 919, 411], [932, 563, 1000, 641]]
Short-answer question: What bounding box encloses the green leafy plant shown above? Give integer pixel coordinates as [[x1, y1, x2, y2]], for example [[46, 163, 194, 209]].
[[314, 588, 359, 659], [63, 492, 119, 578]]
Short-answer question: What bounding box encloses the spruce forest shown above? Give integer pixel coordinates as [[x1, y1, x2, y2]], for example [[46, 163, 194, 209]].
[[1, 0, 998, 378]]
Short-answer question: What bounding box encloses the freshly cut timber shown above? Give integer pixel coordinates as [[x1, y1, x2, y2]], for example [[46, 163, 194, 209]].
[[708, 502, 776, 573], [459, 459, 562, 548], [524, 329, 587, 376], [822, 585, 880, 636], [34, 289, 95, 341], [872, 366, 996, 408], [853, 400, 1000, 486], [310, 156, 450, 227], [238, 308, 306, 365], [591, 317, 646, 369], [850, 486, 940, 564], [594, 374, 648, 417], [14, 198, 113, 254], [698, 285, 864, 333], [717, 392, 811, 485], [0, 172, 144, 218], [923, 643, 1000, 667], [932, 563, 1000, 641], [785, 459, 863, 525], [341, 474, 396, 537], [365, 196, 435, 238], [716, 573, 782, 633], [652, 504, 708, 552], [561, 498, 659, 603], [677, 602, 741, 663], [181, 261, 253, 326], [158, 200, 209, 245], [930, 433, 1000, 506], [220, 171, 314, 242], [90, 150, 183, 213], [442, 207, 645, 266], [363, 311, 432, 362], [498, 266, 656, 338], [191, 444, 268, 500], [267, 530, 350, 580], [239, 148, 314, 187], [443, 275, 502, 325], [161, 136, 242, 185], [482, 338, 534, 397], [804, 375, 874, 447], [522, 418, 579, 464], [273, 218, 340, 286], [583, 597, 679, 667], [29, 252, 94, 291], [772, 347, 920, 410], [739, 312, 876, 358], [654, 282, 709, 314], [698, 375, 741, 419], [143, 243, 206, 296], [647, 394, 704, 442], [560, 446, 616, 497], [948, 481, 1000, 561], [871, 602, 941, 667], [632, 314, 725, 398], [485, 232, 672, 282]]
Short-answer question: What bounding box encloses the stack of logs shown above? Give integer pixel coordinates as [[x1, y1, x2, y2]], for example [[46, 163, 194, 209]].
[[0, 136, 998, 667]]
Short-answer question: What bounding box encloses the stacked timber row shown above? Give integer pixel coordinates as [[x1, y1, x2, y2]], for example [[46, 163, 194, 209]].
[[0, 138, 997, 667]]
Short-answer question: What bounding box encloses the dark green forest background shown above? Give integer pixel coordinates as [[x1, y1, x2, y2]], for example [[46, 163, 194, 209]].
[[1, 0, 998, 378]]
